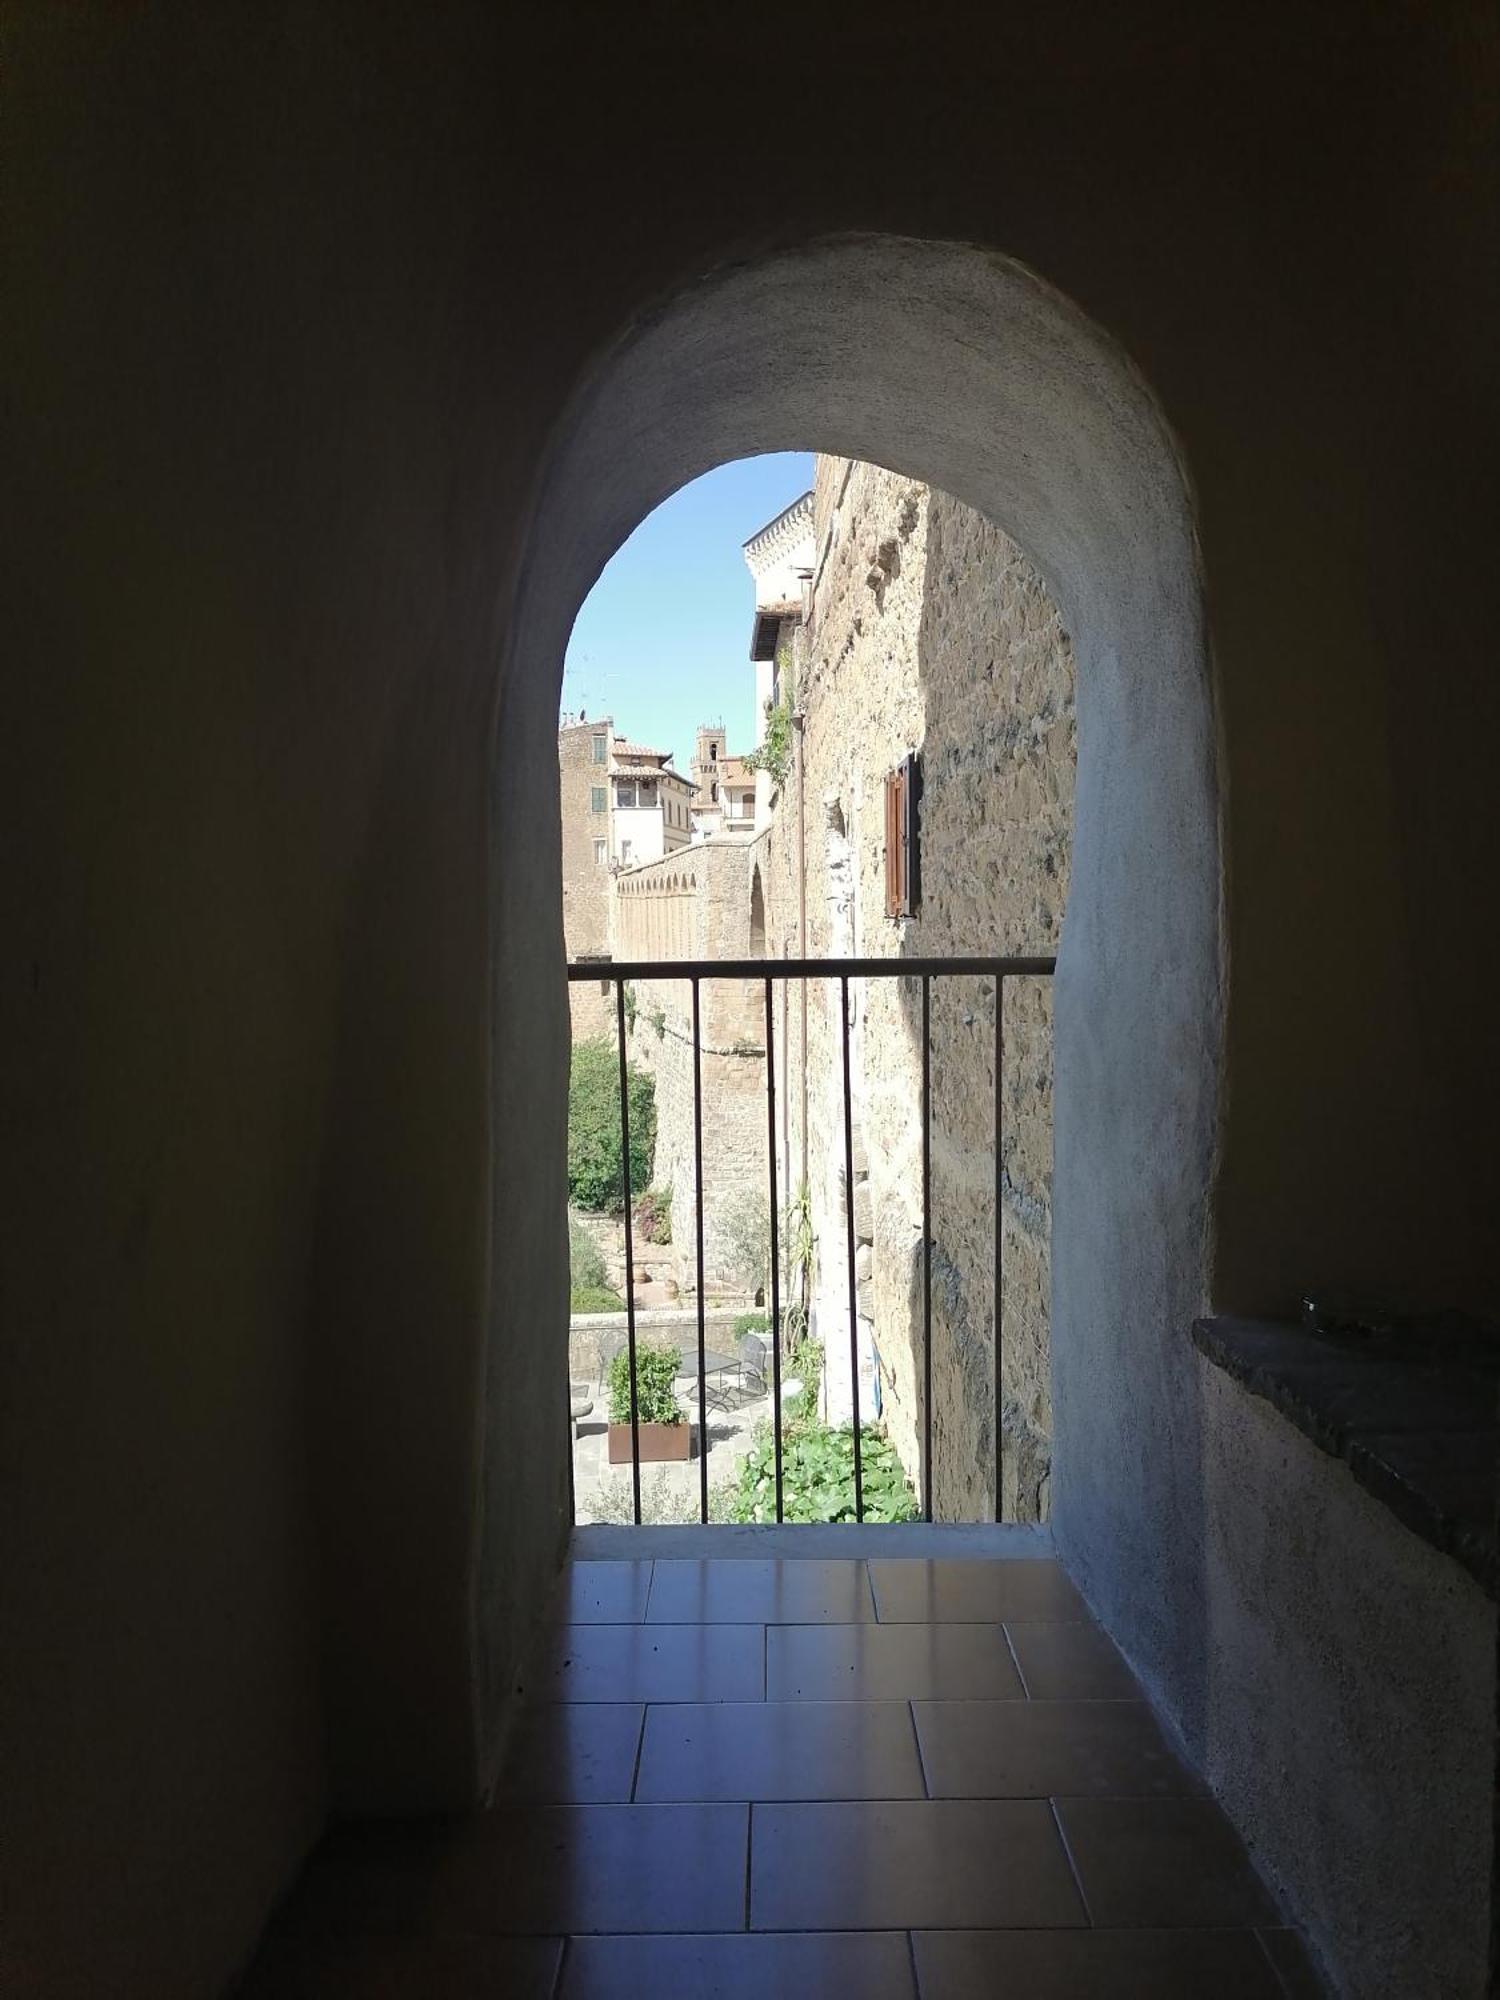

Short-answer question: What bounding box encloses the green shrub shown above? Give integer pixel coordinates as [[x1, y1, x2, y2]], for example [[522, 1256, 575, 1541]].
[[634, 1184, 673, 1245], [606, 1342, 683, 1426], [571, 1284, 626, 1315], [733, 1310, 769, 1337], [785, 1333, 823, 1424], [568, 1039, 656, 1214], [569, 1211, 607, 1289], [727, 1419, 916, 1524], [568, 1210, 623, 1312]]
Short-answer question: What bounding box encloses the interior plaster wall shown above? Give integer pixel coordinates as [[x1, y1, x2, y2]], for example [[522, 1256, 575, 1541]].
[[1194, 1359, 1496, 1999], [7, 6, 1497, 1995]]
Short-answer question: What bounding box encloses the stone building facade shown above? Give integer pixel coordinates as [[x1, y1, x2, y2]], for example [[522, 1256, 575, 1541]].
[[559, 716, 693, 1040], [558, 715, 617, 1040], [752, 457, 1076, 1520], [612, 840, 767, 1296]]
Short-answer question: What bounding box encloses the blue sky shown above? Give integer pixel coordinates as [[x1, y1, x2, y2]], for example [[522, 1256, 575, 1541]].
[[561, 452, 814, 770]]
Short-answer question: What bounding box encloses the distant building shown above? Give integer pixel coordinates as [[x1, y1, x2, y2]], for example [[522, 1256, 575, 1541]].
[[559, 715, 692, 1036], [741, 490, 815, 828], [690, 723, 758, 839], [608, 738, 693, 869]]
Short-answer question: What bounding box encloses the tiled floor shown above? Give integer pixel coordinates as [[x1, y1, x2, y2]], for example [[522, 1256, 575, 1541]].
[[245, 1547, 1324, 1997]]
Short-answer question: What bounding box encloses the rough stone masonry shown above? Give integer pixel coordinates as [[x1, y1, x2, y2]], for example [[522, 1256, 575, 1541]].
[[753, 457, 1075, 1520]]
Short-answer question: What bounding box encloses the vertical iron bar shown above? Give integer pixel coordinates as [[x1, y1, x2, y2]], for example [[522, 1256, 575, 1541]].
[[615, 977, 641, 1524], [994, 971, 1004, 1524], [921, 974, 933, 1523], [840, 974, 864, 1522], [692, 977, 708, 1525], [565, 1366, 576, 1526], [765, 976, 784, 1522]]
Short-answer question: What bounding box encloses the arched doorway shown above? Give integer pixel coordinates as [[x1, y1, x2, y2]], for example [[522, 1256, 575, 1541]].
[[487, 232, 1219, 1780]]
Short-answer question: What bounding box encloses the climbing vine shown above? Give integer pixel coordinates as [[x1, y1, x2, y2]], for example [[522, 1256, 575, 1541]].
[[745, 645, 796, 791]]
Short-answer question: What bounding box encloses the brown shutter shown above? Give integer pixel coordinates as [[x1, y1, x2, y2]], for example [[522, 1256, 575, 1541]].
[[883, 754, 921, 918], [884, 766, 902, 918]]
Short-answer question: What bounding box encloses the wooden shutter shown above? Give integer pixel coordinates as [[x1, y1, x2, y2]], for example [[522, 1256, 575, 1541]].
[[884, 754, 921, 919]]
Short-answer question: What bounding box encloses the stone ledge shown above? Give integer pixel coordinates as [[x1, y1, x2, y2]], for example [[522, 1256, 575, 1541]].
[[1191, 1315, 1498, 1597]]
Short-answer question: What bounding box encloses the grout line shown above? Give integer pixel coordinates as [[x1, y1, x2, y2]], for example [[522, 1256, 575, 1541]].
[[1047, 1796, 1094, 1926], [761, 1622, 768, 1699], [744, 1804, 754, 1931], [906, 1927, 922, 1997], [1000, 1619, 1032, 1698], [628, 1705, 648, 1802], [1253, 1926, 1315, 2000], [907, 1698, 931, 1800], [641, 1558, 657, 1622], [550, 1934, 569, 2000]]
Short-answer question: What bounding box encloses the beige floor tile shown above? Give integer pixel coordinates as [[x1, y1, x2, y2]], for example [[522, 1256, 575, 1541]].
[[1005, 1619, 1141, 1699], [493, 1704, 644, 1803], [912, 1926, 1286, 1998], [1055, 1798, 1280, 1928], [647, 1557, 875, 1623], [241, 1933, 564, 1998], [560, 1930, 916, 1998], [870, 1558, 1086, 1623], [550, 1560, 653, 1623], [767, 1621, 1024, 1701], [914, 1699, 1202, 1799], [635, 1700, 924, 1801], [751, 1799, 1086, 1930], [1257, 1927, 1329, 1996], [281, 1804, 749, 1938], [524, 1622, 764, 1702]]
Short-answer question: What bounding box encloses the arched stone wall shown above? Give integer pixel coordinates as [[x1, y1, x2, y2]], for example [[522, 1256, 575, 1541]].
[[490, 232, 1219, 1760]]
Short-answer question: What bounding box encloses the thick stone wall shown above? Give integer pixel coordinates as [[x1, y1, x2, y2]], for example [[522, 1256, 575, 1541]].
[[612, 843, 767, 1297], [758, 459, 1074, 1520]]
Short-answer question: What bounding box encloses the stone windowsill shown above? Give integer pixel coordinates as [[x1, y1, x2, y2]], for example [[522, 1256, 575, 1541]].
[[1191, 1315, 1498, 1599]]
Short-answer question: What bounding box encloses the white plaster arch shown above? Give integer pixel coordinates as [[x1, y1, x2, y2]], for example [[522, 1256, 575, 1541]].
[[486, 234, 1220, 1773]]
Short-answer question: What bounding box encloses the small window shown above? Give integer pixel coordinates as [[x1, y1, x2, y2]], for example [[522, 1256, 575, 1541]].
[[620, 839, 632, 863], [710, 781, 718, 802], [593, 838, 606, 864], [591, 786, 606, 814], [884, 752, 921, 918], [591, 734, 607, 763], [710, 742, 719, 760]]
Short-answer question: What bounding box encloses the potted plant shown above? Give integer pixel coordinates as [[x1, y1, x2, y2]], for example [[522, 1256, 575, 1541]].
[[606, 1342, 692, 1464]]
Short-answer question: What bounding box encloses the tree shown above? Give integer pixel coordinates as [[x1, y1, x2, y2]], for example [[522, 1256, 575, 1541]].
[[568, 1038, 657, 1213]]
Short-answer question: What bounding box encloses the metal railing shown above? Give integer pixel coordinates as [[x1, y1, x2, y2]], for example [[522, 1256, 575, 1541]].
[[566, 955, 1057, 1525]]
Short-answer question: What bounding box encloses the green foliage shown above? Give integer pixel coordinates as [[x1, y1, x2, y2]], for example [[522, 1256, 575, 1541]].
[[607, 1342, 683, 1426], [634, 1184, 673, 1244], [622, 981, 638, 1033], [647, 1004, 667, 1040], [785, 1333, 823, 1422], [728, 1419, 917, 1524], [745, 645, 796, 790], [733, 1310, 769, 1338], [781, 1179, 814, 1347], [569, 1210, 607, 1289], [569, 1210, 623, 1312], [571, 1284, 626, 1314], [568, 1038, 656, 1214]]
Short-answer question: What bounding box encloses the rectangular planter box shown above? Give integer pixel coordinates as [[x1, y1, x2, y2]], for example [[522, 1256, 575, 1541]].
[[608, 1421, 692, 1465]]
